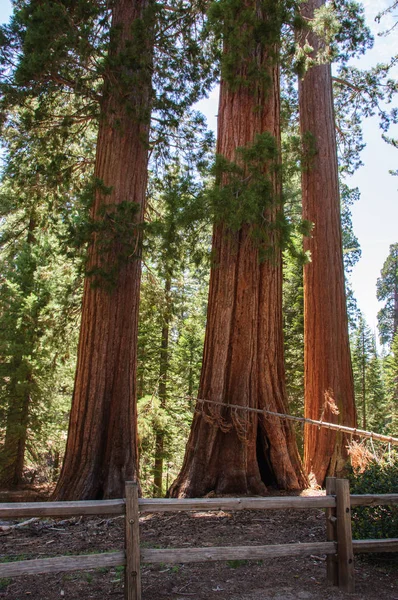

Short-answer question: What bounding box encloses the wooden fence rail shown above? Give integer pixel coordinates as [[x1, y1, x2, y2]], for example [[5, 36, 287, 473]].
[[0, 479, 397, 599]]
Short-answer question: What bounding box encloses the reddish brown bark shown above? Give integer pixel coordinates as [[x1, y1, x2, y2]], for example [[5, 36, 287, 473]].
[[299, 0, 356, 486], [53, 0, 152, 500], [169, 10, 307, 497]]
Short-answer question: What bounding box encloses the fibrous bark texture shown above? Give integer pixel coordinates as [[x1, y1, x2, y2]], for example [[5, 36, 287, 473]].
[[170, 9, 307, 497], [299, 0, 356, 486], [54, 0, 152, 500]]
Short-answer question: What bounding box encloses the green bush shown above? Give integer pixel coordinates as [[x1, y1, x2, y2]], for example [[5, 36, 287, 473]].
[[348, 454, 398, 540]]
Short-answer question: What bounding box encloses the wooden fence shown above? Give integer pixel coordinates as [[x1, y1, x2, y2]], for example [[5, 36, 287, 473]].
[[0, 478, 397, 599]]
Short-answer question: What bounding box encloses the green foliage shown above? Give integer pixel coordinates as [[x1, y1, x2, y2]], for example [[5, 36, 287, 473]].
[[227, 559, 249, 569], [0, 70, 89, 485], [382, 332, 398, 435], [0, 578, 11, 591], [137, 166, 209, 495], [209, 133, 279, 230], [0, 203, 81, 483], [334, 60, 398, 174], [0, 0, 219, 489], [207, 0, 298, 89], [283, 246, 304, 420], [377, 243, 398, 347], [351, 315, 388, 433], [349, 455, 398, 540], [332, 0, 373, 63]]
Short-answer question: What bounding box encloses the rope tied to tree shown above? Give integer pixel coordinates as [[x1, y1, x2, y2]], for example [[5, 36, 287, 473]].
[[191, 397, 398, 446]]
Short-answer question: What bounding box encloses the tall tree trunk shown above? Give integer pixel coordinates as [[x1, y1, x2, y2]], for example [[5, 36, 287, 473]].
[[394, 258, 398, 338], [0, 216, 36, 488], [169, 4, 306, 497], [362, 330, 366, 430], [153, 276, 171, 496], [299, 0, 356, 486], [54, 0, 153, 500], [0, 382, 31, 487]]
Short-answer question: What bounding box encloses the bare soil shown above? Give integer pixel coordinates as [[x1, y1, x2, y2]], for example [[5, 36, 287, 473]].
[[0, 492, 397, 600]]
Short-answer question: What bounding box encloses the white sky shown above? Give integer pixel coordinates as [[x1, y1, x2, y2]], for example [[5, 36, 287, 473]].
[[347, 0, 398, 335], [0, 0, 397, 338]]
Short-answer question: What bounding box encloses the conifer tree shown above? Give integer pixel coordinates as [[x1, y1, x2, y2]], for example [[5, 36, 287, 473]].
[[377, 243, 398, 347], [384, 332, 398, 435], [351, 315, 387, 433], [147, 168, 210, 496], [298, 0, 356, 485], [1, 0, 218, 498], [0, 90, 88, 487], [52, 0, 156, 499], [0, 179, 81, 487], [170, 1, 307, 497]]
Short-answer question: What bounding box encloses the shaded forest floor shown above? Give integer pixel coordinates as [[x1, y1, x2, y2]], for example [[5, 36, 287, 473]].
[[0, 489, 397, 600]]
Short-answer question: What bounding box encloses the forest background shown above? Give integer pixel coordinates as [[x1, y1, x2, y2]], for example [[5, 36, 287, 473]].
[[0, 0, 397, 499]]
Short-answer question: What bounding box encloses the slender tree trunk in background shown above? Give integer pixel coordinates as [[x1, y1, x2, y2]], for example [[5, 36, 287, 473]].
[[1, 383, 31, 486], [299, 0, 356, 486], [169, 4, 307, 498], [394, 261, 398, 337], [54, 0, 153, 500], [188, 349, 194, 398], [362, 332, 366, 430], [153, 276, 172, 497], [0, 217, 36, 488]]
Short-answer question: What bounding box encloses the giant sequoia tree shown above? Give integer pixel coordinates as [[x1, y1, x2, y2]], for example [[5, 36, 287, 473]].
[[1, 0, 218, 495], [298, 0, 356, 485], [53, 0, 154, 499], [170, 1, 307, 497]]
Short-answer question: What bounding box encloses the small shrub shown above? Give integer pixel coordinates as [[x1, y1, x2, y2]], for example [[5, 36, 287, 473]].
[[227, 559, 249, 569], [348, 453, 398, 541], [0, 578, 11, 592]]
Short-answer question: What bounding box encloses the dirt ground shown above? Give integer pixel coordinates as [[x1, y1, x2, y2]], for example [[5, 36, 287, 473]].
[[0, 493, 397, 600]]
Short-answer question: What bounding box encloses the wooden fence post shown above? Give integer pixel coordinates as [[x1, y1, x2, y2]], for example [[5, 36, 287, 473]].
[[125, 482, 141, 600], [325, 477, 338, 586], [335, 478, 355, 593]]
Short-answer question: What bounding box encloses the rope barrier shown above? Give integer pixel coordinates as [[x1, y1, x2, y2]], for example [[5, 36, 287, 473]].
[[188, 396, 398, 446]]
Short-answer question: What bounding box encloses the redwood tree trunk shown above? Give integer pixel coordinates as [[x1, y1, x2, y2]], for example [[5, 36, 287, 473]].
[[169, 6, 306, 497], [299, 0, 356, 486], [54, 0, 152, 500]]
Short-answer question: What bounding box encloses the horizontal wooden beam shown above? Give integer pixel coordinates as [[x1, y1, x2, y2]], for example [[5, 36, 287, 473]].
[[141, 541, 336, 564], [353, 539, 398, 553], [138, 496, 336, 513], [0, 499, 125, 519], [0, 551, 126, 578], [1, 493, 396, 521], [350, 494, 398, 507]]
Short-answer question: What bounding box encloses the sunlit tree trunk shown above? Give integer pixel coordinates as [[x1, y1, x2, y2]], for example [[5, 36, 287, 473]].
[[54, 0, 153, 500], [169, 3, 307, 497], [299, 0, 356, 486]]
